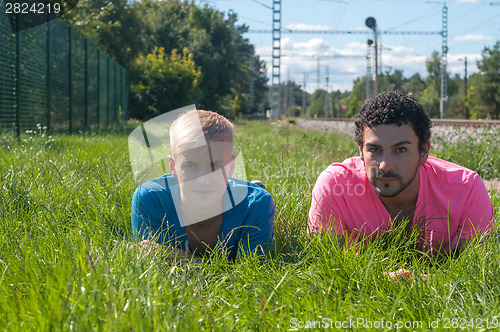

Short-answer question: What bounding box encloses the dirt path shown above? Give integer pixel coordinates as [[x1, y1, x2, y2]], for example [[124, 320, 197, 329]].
[[484, 179, 500, 192]]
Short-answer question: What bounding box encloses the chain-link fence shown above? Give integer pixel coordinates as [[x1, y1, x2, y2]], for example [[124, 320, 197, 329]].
[[0, 6, 128, 135]]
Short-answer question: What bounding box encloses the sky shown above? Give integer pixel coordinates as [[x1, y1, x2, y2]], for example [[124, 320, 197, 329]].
[[203, 0, 500, 92]]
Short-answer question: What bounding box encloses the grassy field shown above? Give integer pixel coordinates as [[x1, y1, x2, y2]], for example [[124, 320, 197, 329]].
[[0, 121, 499, 331]]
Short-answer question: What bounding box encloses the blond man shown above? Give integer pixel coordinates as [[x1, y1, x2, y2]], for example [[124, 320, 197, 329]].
[[131, 110, 274, 260]]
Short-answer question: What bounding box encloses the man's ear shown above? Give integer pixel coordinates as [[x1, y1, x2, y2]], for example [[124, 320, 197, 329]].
[[419, 141, 430, 164], [168, 156, 177, 178], [358, 145, 364, 160]]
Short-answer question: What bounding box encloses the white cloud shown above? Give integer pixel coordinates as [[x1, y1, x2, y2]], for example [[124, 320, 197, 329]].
[[378, 54, 428, 74], [280, 37, 295, 51], [386, 45, 417, 56], [258, 38, 424, 91], [351, 26, 366, 31], [292, 38, 331, 52], [341, 42, 366, 55], [447, 54, 481, 75], [454, 0, 478, 3], [453, 34, 492, 42], [255, 36, 484, 93], [285, 23, 333, 31]]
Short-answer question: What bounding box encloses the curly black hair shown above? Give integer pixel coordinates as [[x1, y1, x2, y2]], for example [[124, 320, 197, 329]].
[[354, 91, 431, 151]]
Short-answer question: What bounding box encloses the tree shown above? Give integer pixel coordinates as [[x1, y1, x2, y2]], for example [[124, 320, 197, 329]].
[[186, 5, 239, 112], [402, 73, 425, 100], [281, 80, 303, 117], [466, 73, 490, 119], [476, 41, 500, 119], [344, 77, 366, 117], [64, 0, 266, 119], [227, 13, 268, 116], [378, 69, 405, 92], [447, 74, 466, 119], [421, 51, 441, 118], [129, 47, 202, 120], [330, 90, 350, 118], [306, 89, 327, 118], [63, 0, 149, 68]]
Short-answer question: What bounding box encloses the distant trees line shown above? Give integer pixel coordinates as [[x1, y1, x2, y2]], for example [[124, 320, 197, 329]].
[[63, 1, 499, 120], [286, 44, 500, 120]]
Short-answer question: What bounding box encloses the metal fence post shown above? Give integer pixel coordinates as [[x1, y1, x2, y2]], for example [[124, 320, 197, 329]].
[[125, 70, 128, 121], [15, 14, 20, 137], [107, 55, 110, 126], [120, 67, 124, 122], [114, 63, 118, 123], [84, 38, 88, 128], [96, 48, 100, 126], [46, 16, 51, 132], [68, 26, 72, 133]]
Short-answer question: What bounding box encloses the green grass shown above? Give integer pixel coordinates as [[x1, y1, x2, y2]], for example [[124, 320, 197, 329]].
[[0, 121, 499, 331], [432, 126, 500, 180]]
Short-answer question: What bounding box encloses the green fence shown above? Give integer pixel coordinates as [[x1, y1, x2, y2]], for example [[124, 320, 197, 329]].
[[0, 6, 128, 135]]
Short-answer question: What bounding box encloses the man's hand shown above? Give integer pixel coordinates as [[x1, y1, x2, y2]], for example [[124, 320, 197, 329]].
[[385, 269, 413, 281], [385, 269, 433, 282], [138, 240, 160, 252]]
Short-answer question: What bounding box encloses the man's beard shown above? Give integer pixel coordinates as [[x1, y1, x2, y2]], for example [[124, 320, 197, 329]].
[[371, 167, 419, 198]]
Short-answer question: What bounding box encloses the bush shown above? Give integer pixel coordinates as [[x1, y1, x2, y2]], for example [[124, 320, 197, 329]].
[[129, 47, 202, 120]]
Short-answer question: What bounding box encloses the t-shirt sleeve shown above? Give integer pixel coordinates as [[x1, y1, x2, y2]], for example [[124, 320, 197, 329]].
[[458, 173, 495, 239], [237, 192, 275, 257], [131, 186, 170, 243], [308, 169, 347, 235]]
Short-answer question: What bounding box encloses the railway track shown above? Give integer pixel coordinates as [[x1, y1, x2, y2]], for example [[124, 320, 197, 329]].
[[304, 118, 500, 128]]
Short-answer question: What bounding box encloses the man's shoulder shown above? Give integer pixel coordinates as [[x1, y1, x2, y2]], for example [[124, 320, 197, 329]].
[[230, 178, 273, 206], [138, 174, 172, 189], [422, 157, 480, 186], [134, 174, 174, 201], [226, 178, 274, 226], [131, 175, 176, 217]]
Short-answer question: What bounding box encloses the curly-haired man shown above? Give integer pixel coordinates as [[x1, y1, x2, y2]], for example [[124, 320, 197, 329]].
[[308, 91, 495, 261]]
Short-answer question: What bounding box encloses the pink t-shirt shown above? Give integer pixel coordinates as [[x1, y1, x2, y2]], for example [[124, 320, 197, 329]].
[[308, 156, 495, 254]]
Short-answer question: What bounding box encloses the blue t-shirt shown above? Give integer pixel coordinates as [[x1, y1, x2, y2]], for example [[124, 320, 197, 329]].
[[131, 174, 274, 259]]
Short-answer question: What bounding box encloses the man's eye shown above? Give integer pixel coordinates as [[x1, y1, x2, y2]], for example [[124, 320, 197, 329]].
[[396, 147, 406, 153], [368, 147, 380, 153], [182, 163, 196, 170]]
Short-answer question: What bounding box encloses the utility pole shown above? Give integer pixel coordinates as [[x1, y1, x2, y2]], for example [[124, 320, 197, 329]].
[[283, 79, 288, 116], [321, 65, 331, 118], [317, 56, 320, 88], [302, 73, 307, 118], [374, 32, 378, 96], [464, 56, 469, 119], [365, 17, 378, 96], [270, 0, 281, 120], [366, 39, 373, 100], [440, 3, 448, 119], [249, 55, 255, 113]]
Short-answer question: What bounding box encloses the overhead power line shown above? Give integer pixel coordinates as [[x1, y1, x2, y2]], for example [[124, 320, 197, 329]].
[[247, 29, 442, 35], [249, 0, 272, 10]]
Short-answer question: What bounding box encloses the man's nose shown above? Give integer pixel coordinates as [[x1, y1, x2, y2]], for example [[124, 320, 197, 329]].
[[378, 152, 395, 173], [195, 163, 224, 183], [195, 171, 213, 184]]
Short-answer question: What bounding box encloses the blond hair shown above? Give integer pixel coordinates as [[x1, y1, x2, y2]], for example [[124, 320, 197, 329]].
[[169, 110, 234, 153]]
